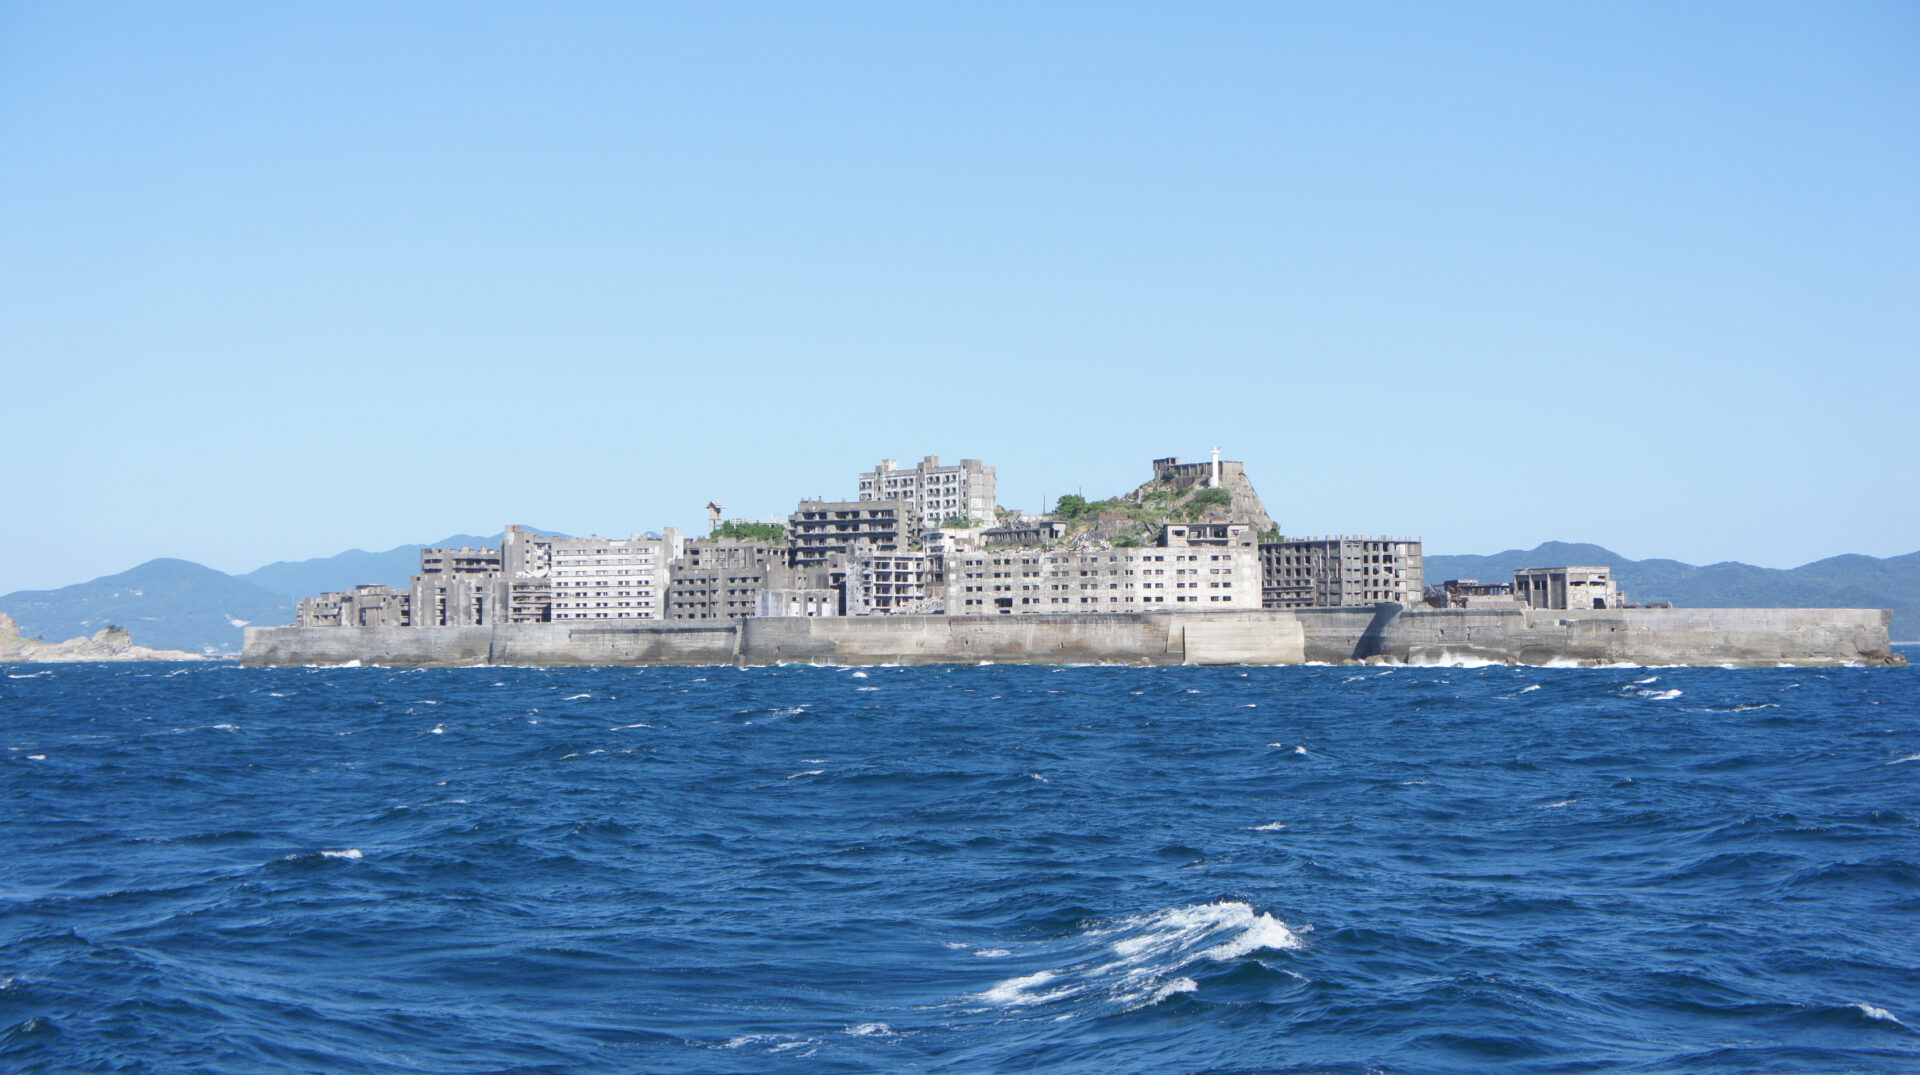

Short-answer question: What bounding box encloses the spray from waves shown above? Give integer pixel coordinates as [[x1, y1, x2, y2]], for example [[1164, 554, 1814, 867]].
[[973, 901, 1305, 1014]]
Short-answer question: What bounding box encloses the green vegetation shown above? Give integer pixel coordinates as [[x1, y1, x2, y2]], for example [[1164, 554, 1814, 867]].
[[938, 515, 980, 529], [1112, 535, 1141, 547], [1258, 527, 1283, 544], [711, 520, 787, 544], [1053, 494, 1090, 519]]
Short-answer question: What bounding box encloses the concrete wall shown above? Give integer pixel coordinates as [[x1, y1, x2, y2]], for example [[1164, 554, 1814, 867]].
[[242, 605, 1898, 668]]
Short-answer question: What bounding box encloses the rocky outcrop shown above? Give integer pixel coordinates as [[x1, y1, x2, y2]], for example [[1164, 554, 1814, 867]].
[[0, 612, 206, 663]]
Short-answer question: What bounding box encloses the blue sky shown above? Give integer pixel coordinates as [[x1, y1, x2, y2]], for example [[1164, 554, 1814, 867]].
[[3, 2, 1915, 594]]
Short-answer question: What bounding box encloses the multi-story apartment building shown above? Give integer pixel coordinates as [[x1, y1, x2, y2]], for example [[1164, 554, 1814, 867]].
[[856, 456, 996, 530], [409, 544, 506, 626], [549, 533, 680, 621], [947, 525, 1260, 614], [843, 551, 932, 615], [788, 499, 915, 568], [1260, 537, 1424, 608], [664, 539, 791, 621]]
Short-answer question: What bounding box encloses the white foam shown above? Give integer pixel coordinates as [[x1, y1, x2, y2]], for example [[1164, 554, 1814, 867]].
[[1633, 675, 1660, 684], [26, 754, 46, 761], [850, 671, 868, 678], [1886, 754, 1920, 766], [787, 770, 825, 779], [611, 723, 652, 730], [974, 948, 1011, 958], [1854, 1003, 1901, 1023], [1646, 689, 1682, 701], [1253, 822, 1287, 831], [1518, 684, 1541, 693], [1408, 653, 1507, 668], [211, 723, 238, 731], [1148, 977, 1198, 1004], [563, 693, 591, 700], [1293, 745, 1307, 755], [430, 724, 445, 734], [1541, 799, 1576, 809], [6, 672, 51, 679], [980, 970, 1067, 1006], [845, 1022, 893, 1036], [321, 849, 362, 859]]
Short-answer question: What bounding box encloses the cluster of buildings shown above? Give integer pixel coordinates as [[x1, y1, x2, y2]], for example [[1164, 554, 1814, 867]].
[[293, 451, 1633, 630]]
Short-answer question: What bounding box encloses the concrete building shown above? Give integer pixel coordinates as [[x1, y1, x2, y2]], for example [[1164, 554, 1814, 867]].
[[411, 571, 502, 627], [1260, 537, 1425, 608], [857, 456, 996, 530], [843, 551, 933, 615], [754, 588, 840, 618], [1427, 579, 1522, 609], [298, 584, 411, 628], [1514, 566, 1624, 610], [982, 520, 1069, 547], [664, 539, 789, 622], [549, 533, 679, 620], [788, 499, 916, 568], [948, 525, 1261, 614], [419, 546, 502, 576]]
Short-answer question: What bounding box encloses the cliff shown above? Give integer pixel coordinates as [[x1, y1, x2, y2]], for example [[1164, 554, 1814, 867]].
[[0, 612, 207, 663]]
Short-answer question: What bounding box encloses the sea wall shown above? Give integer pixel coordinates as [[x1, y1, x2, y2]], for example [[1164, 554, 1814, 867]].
[[1302, 604, 1899, 667], [240, 606, 1898, 668], [242, 612, 1306, 667]]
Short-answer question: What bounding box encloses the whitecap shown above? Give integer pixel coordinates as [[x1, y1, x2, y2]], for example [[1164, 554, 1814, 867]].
[[850, 671, 868, 679], [979, 970, 1071, 1006], [429, 724, 445, 735], [611, 723, 652, 730], [787, 769, 825, 779], [320, 849, 362, 859], [845, 1022, 893, 1036], [26, 754, 46, 761], [1253, 822, 1287, 831], [974, 948, 1011, 958], [1854, 1003, 1902, 1023], [856, 686, 879, 692], [1633, 675, 1659, 685], [1293, 745, 1307, 755], [1147, 977, 1198, 1004], [1518, 684, 1541, 693], [563, 693, 591, 700], [1541, 799, 1576, 809], [1885, 754, 1920, 766]]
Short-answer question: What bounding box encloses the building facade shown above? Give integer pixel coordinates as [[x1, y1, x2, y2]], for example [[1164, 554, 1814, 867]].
[[1260, 537, 1425, 608], [947, 525, 1260, 614], [1513, 566, 1623, 610], [548, 534, 678, 621], [788, 499, 916, 568], [856, 456, 996, 530]]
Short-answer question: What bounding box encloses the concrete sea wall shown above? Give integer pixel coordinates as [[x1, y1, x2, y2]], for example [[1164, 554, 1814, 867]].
[[241, 606, 1899, 668]]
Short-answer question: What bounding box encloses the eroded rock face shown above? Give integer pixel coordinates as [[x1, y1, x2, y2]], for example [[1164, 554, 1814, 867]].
[[0, 612, 206, 663]]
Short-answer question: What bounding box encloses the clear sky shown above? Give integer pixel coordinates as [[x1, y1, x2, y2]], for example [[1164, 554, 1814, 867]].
[[3, 2, 1915, 594]]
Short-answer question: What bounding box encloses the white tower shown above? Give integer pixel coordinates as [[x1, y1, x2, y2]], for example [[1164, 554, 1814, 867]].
[[1209, 446, 1222, 488]]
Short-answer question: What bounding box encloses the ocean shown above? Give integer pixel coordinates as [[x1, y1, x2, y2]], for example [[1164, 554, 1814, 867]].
[[4, 656, 1917, 1073]]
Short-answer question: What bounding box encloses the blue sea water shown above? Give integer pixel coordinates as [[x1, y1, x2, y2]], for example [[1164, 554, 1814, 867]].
[[3, 656, 1918, 1074]]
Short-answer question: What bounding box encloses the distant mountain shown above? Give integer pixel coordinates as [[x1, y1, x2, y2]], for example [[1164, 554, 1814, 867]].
[[0, 559, 295, 655], [238, 533, 504, 602], [1425, 542, 1920, 641]]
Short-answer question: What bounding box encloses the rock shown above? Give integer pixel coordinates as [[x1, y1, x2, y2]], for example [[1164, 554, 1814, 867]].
[[0, 612, 207, 663]]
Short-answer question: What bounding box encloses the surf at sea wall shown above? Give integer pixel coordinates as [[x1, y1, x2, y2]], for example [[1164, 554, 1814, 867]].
[[4, 657, 1918, 1072]]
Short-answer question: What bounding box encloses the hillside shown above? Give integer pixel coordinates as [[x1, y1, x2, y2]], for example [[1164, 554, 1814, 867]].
[[1425, 543, 1920, 641], [238, 532, 505, 599], [0, 559, 295, 655]]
